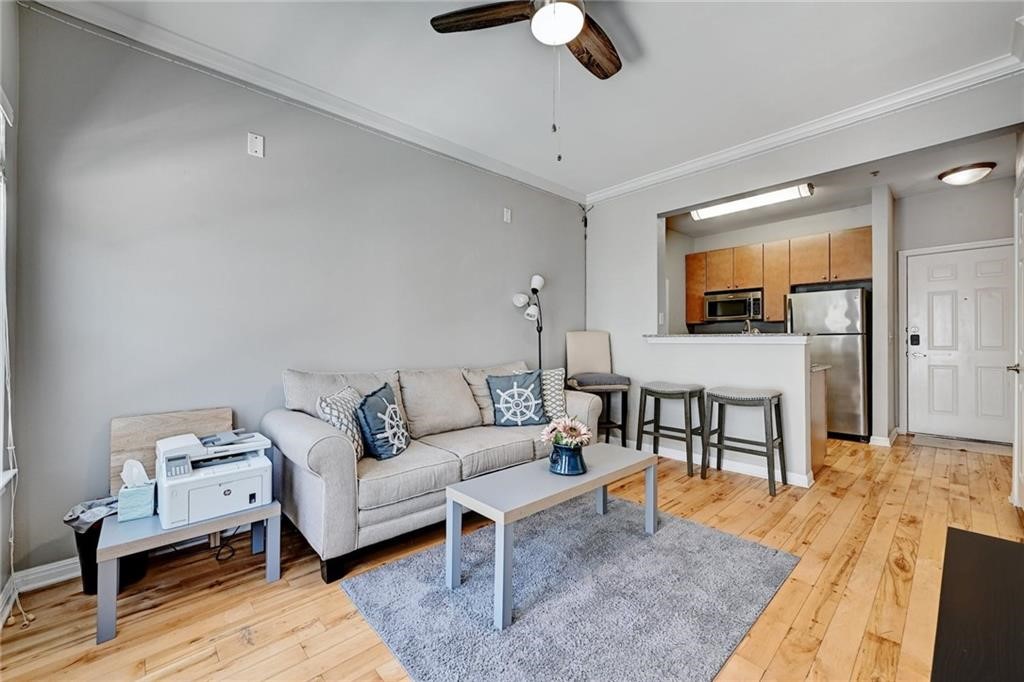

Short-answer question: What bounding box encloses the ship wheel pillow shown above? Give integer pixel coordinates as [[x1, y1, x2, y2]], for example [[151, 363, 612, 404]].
[[356, 384, 410, 459], [487, 371, 548, 427]]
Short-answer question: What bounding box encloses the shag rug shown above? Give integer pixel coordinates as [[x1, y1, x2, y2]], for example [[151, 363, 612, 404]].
[[341, 496, 797, 681]]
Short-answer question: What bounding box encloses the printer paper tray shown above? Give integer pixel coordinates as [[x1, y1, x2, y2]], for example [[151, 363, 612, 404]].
[[188, 475, 262, 524]]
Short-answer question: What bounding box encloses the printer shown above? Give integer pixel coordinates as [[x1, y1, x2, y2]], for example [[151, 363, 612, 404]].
[[155, 430, 272, 530]]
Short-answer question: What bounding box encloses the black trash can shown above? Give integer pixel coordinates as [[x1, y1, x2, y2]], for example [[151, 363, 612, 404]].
[[68, 509, 148, 595]]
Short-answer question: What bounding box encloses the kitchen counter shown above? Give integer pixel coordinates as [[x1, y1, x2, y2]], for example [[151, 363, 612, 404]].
[[640, 333, 815, 486], [644, 333, 809, 345]]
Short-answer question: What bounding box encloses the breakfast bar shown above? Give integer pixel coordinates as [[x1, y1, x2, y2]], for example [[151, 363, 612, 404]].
[[640, 333, 817, 487]]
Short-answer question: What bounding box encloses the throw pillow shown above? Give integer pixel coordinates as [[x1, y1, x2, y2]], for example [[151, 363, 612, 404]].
[[487, 371, 548, 427], [356, 384, 410, 459], [316, 387, 365, 460], [538, 368, 568, 420]]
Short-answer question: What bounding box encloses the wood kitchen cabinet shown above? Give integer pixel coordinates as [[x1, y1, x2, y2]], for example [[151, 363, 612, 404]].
[[830, 226, 872, 281], [762, 239, 790, 322], [705, 248, 734, 292], [733, 244, 764, 289], [789, 233, 831, 284], [685, 252, 707, 324]]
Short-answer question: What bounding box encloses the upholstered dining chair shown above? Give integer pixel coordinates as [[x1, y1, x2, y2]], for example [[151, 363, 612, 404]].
[[565, 331, 631, 446]]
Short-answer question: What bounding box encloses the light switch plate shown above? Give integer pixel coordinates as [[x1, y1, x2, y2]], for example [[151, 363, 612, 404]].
[[247, 132, 264, 158], [503, 207, 512, 224]]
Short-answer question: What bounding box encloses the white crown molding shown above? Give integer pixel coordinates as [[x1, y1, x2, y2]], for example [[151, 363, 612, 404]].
[[32, 3, 1024, 209], [586, 52, 1024, 204], [32, 1, 587, 203]]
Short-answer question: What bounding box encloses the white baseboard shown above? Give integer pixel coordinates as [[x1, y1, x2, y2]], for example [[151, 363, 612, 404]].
[[869, 428, 898, 448], [1, 574, 16, 623], [15, 557, 80, 593], [628, 440, 813, 488]]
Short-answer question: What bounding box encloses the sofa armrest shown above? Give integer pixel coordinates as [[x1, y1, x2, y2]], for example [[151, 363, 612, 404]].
[[565, 390, 601, 437], [260, 408, 358, 559]]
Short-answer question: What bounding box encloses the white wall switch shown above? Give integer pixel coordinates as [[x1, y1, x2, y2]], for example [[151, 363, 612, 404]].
[[247, 132, 265, 158], [658, 312, 665, 325], [503, 207, 512, 224]]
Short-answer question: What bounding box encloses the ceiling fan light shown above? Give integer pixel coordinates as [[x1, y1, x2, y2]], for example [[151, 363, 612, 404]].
[[531, 1, 585, 46], [938, 162, 996, 186]]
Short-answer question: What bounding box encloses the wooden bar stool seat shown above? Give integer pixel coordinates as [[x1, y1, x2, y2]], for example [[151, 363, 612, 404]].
[[635, 381, 708, 476], [701, 386, 787, 496]]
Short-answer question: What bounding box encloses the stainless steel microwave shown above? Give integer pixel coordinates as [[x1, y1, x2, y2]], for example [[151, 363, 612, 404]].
[[704, 290, 763, 322]]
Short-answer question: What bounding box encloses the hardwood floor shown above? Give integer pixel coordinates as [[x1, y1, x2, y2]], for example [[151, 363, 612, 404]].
[[2, 437, 1021, 680]]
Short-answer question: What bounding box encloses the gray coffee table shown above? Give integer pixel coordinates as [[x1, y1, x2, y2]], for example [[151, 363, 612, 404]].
[[445, 443, 658, 629]]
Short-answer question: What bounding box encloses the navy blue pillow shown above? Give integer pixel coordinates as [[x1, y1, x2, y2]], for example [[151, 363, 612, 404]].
[[356, 384, 410, 459], [487, 371, 548, 427]]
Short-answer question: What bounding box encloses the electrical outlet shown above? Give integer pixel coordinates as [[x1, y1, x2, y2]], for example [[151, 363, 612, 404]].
[[247, 132, 265, 158], [503, 207, 512, 224], [658, 312, 665, 325]]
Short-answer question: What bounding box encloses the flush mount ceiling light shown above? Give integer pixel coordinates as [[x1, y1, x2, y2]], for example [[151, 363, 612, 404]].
[[938, 162, 996, 186], [531, 0, 585, 45], [690, 183, 814, 221]]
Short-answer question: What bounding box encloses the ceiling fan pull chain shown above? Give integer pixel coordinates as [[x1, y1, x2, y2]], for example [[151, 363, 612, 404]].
[[552, 46, 562, 162]]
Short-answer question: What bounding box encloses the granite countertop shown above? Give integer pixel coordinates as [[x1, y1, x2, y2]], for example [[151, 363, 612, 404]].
[[643, 333, 810, 345], [644, 333, 808, 338]]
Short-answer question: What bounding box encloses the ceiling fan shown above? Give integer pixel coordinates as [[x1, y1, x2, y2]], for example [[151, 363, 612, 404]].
[[430, 1, 622, 80]]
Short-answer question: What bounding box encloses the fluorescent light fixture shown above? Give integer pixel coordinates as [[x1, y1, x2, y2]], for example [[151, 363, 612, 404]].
[[531, 1, 585, 46], [938, 162, 996, 186], [690, 183, 814, 221]]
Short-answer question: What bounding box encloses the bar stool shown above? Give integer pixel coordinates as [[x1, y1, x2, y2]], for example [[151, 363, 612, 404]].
[[635, 382, 707, 476], [701, 387, 787, 496], [566, 331, 630, 446]]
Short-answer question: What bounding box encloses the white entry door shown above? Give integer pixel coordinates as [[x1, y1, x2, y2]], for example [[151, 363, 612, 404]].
[[907, 244, 1015, 442]]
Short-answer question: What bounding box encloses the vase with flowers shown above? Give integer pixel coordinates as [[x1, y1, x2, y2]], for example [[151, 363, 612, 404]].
[[541, 416, 593, 476]]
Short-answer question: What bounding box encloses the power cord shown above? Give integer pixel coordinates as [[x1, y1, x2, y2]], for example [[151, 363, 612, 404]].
[[213, 526, 242, 562]]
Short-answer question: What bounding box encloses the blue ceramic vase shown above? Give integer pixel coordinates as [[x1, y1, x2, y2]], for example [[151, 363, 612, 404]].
[[549, 443, 587, 476]]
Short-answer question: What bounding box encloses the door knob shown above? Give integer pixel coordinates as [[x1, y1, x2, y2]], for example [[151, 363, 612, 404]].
[[1007, 364, 1021, 374], [910, 352, 927, 359]]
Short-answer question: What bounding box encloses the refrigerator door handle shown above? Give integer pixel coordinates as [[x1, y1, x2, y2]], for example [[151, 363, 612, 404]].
[[786, 296, 793, 333]]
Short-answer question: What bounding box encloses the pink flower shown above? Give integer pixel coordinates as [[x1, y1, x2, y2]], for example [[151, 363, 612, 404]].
[[540, 416, 592, 447]]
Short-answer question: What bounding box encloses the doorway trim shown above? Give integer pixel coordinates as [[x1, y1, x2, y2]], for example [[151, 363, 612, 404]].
[[896, 237, 1015, 435]]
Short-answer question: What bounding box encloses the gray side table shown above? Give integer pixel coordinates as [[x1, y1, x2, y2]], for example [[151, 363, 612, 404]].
[[95, 501, 281, 643]]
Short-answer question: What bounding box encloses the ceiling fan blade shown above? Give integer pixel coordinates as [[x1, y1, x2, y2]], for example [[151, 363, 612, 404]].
[[566, 15, 622, 79], [430, 2, 534, 33]]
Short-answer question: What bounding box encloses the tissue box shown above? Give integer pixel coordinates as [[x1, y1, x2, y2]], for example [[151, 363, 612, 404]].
[[117, 482, 155, 522]]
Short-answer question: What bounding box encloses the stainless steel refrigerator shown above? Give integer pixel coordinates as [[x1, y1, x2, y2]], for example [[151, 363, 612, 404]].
[[787, 288, 870, 439]]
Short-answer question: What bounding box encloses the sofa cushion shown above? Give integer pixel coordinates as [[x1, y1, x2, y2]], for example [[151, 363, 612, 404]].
[[399, 368, 481, 438], [356, 384, 410, 460], [421, 426, 535, 479], [356, 441, 461, 510], [462, 361, 529, 425], [283, 368, 405, 418], [357, 490, 446, 527], [502, 424, 554, 460]]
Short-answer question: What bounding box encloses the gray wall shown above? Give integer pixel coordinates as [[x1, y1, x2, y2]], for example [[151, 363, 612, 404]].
[[894, 176, 1014, 252], [15, 9, 584, 568]]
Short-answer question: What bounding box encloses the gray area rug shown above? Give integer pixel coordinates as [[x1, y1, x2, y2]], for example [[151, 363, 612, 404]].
[[341, 496, 797, 682]]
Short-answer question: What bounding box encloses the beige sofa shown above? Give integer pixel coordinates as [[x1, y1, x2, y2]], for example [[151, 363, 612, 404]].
[[260, 363, 602, 581]]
